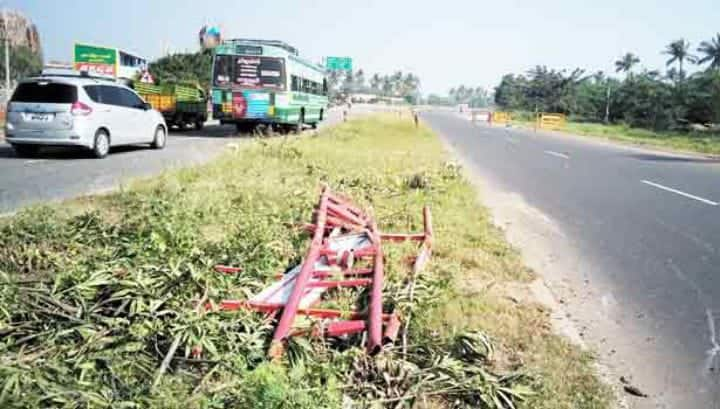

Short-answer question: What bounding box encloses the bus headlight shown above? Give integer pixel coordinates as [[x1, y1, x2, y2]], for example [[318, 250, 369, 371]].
[[267, 106, 275, 116]]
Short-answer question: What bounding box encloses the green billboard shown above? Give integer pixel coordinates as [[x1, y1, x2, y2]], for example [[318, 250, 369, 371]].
[[74, 43, 116, 65], [74, 43, 117, 76], [325, 56, 352, 71]]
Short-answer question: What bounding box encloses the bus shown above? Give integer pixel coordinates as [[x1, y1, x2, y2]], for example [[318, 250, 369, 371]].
[[73, 43, 147, 81], [211, 39, 328, 132]]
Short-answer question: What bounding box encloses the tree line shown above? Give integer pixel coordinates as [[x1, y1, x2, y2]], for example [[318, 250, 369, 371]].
[[494, 33, 720, 131], [427, 85, 490, 107], [327, 69, 421, 103]]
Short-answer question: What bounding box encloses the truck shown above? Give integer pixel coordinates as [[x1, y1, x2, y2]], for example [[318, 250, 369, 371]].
[[134, 82, 208, 130]]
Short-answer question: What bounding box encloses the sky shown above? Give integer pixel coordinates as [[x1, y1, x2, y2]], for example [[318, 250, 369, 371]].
[[9, 0, 720, 94]]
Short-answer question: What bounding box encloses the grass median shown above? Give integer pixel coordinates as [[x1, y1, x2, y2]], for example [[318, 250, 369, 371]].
[[0, 115, 611, 408]]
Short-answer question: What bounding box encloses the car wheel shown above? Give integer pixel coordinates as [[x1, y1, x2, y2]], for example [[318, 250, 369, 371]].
[[12, 144, 40, 158], [195, 120, 204, 131], [92, 130, 110, 159], [151, 126, 166, 149]]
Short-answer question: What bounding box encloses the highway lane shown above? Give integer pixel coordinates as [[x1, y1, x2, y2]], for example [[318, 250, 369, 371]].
[[0, 107, 360, 213], [422, 111, 720, 409]]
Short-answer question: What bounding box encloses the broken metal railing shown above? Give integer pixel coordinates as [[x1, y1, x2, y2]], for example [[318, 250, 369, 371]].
[[211, 186, 432, 358]]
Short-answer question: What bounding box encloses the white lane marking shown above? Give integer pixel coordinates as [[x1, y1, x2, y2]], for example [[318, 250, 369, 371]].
[[544, 150, 569, 159], [24, 159, 47, 165], [641, 180, 719, 206]]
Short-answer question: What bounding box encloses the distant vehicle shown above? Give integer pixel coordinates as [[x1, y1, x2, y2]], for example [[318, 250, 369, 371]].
[[211, 38, 328, 133], [5, 72, 167, 158], [134, 82, 208, 130], [74, 42, 147, 81]]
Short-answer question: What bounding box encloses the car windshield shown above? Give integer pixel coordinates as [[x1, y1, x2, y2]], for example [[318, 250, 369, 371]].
[[11, 82, 78, 103]]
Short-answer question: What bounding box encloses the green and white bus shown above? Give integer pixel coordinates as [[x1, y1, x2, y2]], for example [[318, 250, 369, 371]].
[[211, 39, 328, 132]]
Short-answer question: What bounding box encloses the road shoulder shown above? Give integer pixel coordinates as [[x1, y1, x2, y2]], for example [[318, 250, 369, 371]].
[[434, 121, 628, 408]]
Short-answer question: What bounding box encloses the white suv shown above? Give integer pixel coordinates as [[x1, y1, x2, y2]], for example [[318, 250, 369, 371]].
[[5, 74, 167, 158]]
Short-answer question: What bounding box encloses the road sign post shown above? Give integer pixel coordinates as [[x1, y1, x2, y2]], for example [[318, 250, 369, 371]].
[[325, 56, 353, 71]]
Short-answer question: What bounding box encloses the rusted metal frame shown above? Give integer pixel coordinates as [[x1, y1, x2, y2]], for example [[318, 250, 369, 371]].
[[327, 202, 368, 228], [413, 206, 434, 272], [366, 219, 385, 355], [379, 233, 426, 242], [402, 206, 433, 356], [268, 187, 330, 358], [214, 265, 243, 274], [212, 193, 431, 356], [325, 320, 366, 337], [312, 267, 373, 279], [308, 278, 372, 288], [320, 246, 376, 259], [326, 191, 366, 219]]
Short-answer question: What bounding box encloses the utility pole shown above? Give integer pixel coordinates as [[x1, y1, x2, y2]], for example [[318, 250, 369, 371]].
[[2, 8, 9, 103]]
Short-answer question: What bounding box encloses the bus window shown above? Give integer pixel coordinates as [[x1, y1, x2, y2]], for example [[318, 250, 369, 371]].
[[303, 79, 312, 94], [323, 78, 328, 96], [214, 55, 233, 86], [291, 75, 300, 92]]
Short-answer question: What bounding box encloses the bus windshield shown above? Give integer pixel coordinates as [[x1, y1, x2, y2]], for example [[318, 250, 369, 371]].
[[213, 55, 285, 90]]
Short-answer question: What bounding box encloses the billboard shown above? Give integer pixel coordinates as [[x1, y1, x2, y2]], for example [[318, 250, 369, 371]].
[[74, 43, 117, 77], [325, 56, 352, 71]]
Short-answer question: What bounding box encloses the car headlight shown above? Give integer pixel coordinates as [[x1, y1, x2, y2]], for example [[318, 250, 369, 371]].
[[5, 122, 13, 131]]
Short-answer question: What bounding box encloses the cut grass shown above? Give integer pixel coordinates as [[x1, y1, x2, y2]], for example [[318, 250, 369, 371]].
[[0, 115, 611, 408], [509, 116, 720, 155]]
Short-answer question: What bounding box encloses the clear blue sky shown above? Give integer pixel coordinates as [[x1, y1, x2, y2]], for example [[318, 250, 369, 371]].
[[9, 0, 720, 94]]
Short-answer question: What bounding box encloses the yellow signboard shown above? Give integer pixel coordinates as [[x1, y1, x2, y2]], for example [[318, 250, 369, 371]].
[[492, 111, 512, 124], [536, 113, 566, 130]]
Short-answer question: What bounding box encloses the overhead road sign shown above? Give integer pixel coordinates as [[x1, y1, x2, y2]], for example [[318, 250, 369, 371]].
[[325, 56, 353, 71]]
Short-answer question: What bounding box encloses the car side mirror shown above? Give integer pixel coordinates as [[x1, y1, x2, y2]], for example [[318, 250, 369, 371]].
[[142, 102, 152, 110]]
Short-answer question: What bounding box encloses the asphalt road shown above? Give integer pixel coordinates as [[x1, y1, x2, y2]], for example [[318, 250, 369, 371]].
[[422, 111, 720, 409], [0, 106, 367, 213]]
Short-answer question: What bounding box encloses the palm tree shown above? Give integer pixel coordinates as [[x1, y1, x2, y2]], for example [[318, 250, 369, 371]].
[[381, 75, 393, 97], [697, 33, 720, 70], [401, 73, 419, 97], [354, 69, 366, 91], [663, 39, 696, 79], [457, 85, 467, 103], [370, 73, 382, 92], [390, 71, 403, 96], [615, 53, 640, 75]]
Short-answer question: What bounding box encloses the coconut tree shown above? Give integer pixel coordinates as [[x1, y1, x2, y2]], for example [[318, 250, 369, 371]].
[[663, 39, 696, 80], [354, 69, 366, 92], [370, 73, 382, 92], [697, 33, 720, 71], [614, 53, 640, 75]]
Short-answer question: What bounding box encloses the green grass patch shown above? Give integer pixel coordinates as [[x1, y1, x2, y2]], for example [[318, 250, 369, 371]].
[[0, 115, 611, 408], [509, 114, 720, 155]]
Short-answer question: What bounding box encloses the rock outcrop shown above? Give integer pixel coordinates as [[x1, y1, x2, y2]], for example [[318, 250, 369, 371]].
[[0, 9, 41, 55]]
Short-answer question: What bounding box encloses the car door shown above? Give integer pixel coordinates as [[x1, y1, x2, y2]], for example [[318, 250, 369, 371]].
[[118, 88, 154, 144], [83, 85, 113, 137], [98, 85, 132, 145]]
